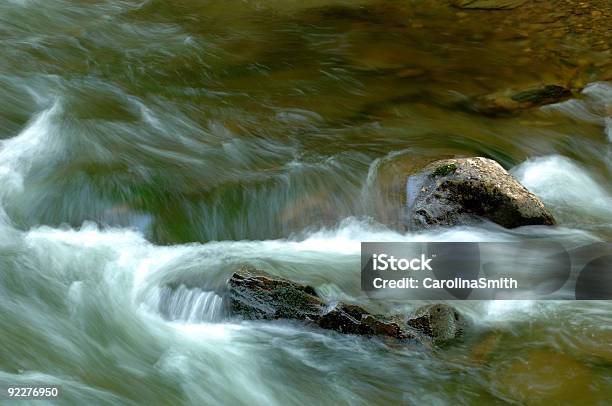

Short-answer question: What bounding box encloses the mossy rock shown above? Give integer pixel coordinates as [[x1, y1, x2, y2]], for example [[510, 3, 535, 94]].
[[406, 157, 556, 229], [228, 265, 324, 321], [431, 163, 458, 177]]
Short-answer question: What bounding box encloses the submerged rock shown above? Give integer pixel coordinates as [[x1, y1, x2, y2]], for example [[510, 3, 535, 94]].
[[407, 304, 466, 344], [467, 85, 572, 116], [228, 266, 464, 344], [406, 157, 555, 230], [452, 0, 527, 10]]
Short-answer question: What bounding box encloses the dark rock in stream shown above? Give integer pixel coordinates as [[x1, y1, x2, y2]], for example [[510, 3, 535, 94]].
[[228, 265, 324, 321], [318, 302, 414, 339], [228, 266, 464, 344], [406, 157, 555, 230], [407, 304, 466, 344], [466, 85, 573, 116], [452, 0, 528, 10]]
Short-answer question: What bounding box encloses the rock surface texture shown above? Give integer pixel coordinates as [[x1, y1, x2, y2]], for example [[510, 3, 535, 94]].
[[318, 302, 412, 339], [228, 266, 324, 321], [406, 157, 555, 230], [228, 266, 465, 344], [452, 0, 528, 10], [467, 85, 573, 116], [406, 304, 466, 344]]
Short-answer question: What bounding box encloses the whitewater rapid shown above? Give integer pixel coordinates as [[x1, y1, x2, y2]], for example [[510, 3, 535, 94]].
[[1, 85, 611, 318], [1, 74, 611, 403]]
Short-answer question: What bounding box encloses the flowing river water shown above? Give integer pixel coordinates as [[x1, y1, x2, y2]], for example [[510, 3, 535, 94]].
[[1, 0, 612, 404]]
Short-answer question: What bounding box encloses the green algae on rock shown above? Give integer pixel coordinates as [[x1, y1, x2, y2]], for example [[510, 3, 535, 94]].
[[431, 163, 458, 177]]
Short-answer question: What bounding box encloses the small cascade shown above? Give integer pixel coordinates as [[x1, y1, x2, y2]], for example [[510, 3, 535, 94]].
[[157, 285, 225, 323]]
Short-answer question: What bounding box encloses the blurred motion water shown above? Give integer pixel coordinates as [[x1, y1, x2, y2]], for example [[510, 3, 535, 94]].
[[0, 0, 611, 404]]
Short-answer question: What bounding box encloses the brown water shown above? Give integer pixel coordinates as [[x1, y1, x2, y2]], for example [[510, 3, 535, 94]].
[[0, 0, 611, 404]]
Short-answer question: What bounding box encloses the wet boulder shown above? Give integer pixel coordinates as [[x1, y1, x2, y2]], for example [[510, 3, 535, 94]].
[[228, 266, 465, 344], [407, 304, 466, 344], [467, 85, 572, 116], [227, 265, 325, 321], [318, 302, 415, 340], [406, 157, 555, 230]]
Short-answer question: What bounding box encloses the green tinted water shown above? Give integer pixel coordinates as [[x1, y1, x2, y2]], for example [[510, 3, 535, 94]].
[[0, 0, 611, 404]]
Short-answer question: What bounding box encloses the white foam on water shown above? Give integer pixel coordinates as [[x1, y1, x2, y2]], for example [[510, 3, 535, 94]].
[[583, 82, 612, 142], [0, 100, 63, 198], [582, 81, 612, 107], [544, 81, 612, 141], [156, 285, 224, 323], [23, 223, 193, 305], [15, 217, 551, 322], [483, 300, 536, 321], [512, 155, 612, 225], [170, 321, 243, 340]]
